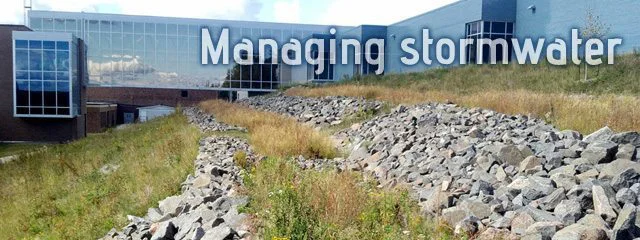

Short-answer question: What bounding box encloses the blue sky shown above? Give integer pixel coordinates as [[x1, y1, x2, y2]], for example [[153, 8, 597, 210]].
[[2, 0, 457, 26]]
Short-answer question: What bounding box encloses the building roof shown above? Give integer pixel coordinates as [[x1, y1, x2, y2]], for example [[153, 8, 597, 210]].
[[137, 105, 175, 110]]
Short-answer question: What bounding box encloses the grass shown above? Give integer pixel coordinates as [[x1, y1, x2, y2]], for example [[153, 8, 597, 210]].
[[0, 143, 47, 158], [243, 157, 458, 240], [200, 100, 461, 239], [286, 54, 640, 134], [0, 113, 201, 239], [200, 100, 337, 159]]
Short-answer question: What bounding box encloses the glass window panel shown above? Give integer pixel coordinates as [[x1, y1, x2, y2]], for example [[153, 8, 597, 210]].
[[30, 71, 42, 80], [507, 22, 514, 34], [58, 108, 70, 115], [30, 49, 42, 70], [123, 34, 134, 50], [43, 50, 56, 71], [100, 20, 111, 32], [134, 22, 145, 33], [113, 33, 123, 50], [15, 40, 28, 48], [56, 41, 69, 50], [167, 36, 177, 51], [167, 24, 177, 35], [29, 40, 42, 49], [44, 108, 56, 115], [43, 81, 56, 107], [15, 50, 29, 70], [43, 41, 55, 49], [492, 22, 506, 33], [30, 81, 43, 106], [43, 18, 54, 30], [30, 17, 43, 29], [123, 22, 133, 33], [16, 71, 29, 79], [134, 34, 144, 50], [112, 21, 122, 32], [65, 19, 76, 31], [54, 19, 65, 30], [16, 107, 29, 115], [89, 20, 99, 32], [156, 23, 166, 35], [145, 35, 154, 51], [44, 72, 56, 81], [57, 71, 70, 81], [16, 80, 29, 106], [30, 107, 43, 115], [56, 51, 70, 71], [178, 25, 188, 35], [145, 23, 155, 34], [189, 25, 199, 35]]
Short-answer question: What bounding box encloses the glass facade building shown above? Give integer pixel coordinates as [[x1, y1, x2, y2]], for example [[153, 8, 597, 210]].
[[28, 11, 349, 91], [13, 31, 82, 118]]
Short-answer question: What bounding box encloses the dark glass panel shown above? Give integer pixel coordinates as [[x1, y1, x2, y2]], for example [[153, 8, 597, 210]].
[[484, 21, 491, 33], [56, 51, 69, 71], [43, 50, 56, 71], [507, 22, 514, 34], [30, 49, 42, 70], [16, 80, 29, 106], [29, 40, 42, 49], [58, 108, 70, 115], [57, 82, 70, 107], [43, 72, 56, 81], [16, 107, 29, 115], [56, 41, 69, 50], [15, 50, 29, 70], [44, 108, 56, 115], [57, 71, 70, 81], [15, 40, 28, 48], [30, 107, 43, 115], [43, 81, 57, 107], [30, 81, 43, 106], [492, 22, 506, 33]]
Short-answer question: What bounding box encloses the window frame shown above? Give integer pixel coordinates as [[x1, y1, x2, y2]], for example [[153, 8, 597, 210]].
[[13, 31, 76, 119]]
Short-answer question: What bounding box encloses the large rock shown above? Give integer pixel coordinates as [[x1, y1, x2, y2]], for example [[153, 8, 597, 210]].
[[582, 140, 618, 164], [497, 144, 533, 166], [593, 185, 618, 223], [613, 204, 640, 240], [583, 126, 614, 143]]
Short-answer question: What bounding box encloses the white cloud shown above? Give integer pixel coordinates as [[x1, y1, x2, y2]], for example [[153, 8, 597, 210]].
[[273, 0, 301, 23], [0, 0, 263, 25], [320, 0, 458, 26]]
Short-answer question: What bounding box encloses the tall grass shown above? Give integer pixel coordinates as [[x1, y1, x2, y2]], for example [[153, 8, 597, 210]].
[[0, 114, 201, 239], [244, 158, 457, 240], [286, 54, 640, 134], [199, 100, 336, 159]]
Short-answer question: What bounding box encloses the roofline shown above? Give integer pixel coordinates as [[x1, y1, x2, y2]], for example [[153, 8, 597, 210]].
[[389, 0, 473, 26], [29, 10, 354, 29]]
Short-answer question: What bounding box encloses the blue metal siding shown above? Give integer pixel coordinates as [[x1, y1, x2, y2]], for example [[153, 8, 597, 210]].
[[516, 0, 640, 54], [385, 0, 483, 74], [482, 0, 516, 22]]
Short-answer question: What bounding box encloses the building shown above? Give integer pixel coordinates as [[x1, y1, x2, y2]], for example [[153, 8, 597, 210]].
[[86, 102, 117, 133], [0, 25, 87, 142], [2, 0, 639, 142]]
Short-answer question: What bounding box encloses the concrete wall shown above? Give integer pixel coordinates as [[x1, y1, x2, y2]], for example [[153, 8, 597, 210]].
[[516, 0, 640, 55], [0, 25, 86, 142]]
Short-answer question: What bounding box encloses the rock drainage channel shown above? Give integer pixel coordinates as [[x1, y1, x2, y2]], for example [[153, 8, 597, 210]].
[[101, 110, 258, 240], [238, 94, 640, 240]]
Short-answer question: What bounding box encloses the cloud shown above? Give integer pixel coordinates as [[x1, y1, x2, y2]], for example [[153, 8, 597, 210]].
[[319, 0, 458, 26], [273, 0, 301, 23], [0, 0, 264, 25]]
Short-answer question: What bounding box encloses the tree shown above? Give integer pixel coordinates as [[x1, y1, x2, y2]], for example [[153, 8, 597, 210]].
[[581, 7, 610, 82]]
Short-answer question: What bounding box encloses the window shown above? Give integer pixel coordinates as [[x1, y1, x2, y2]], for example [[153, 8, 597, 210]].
[[465, 21, 514, 64], [14, 37, 74, 117]]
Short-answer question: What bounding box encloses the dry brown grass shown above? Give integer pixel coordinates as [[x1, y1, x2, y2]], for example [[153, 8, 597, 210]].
[[199, 100, 336, 159], [286, 85, 640, 134]]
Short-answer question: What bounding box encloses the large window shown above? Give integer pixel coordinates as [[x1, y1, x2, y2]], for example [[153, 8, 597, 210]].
[[465, 21, 514, 64], [14, 34, 75, 118]]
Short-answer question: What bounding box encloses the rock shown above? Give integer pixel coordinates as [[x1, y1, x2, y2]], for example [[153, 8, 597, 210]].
[[150, 221, 176, 240], [613, 203, 640, 240], [593, 185, 618, 223], [611, 168, 640, 191], [599, 159, 640, 180], [525, 221, 563, 240], [554, 199, 583, 225], [520, 156, 542, 173], [581, 141, 618, 164], [552, 222, 608, 240], [583, 126, 614, 143], [159, 196, 184, 217], [470, 180, 494, 196], [454, 216, 481, 235], [192, 175, 212, 189], [616, 144, 637, 160], [477, 228, 519, 240], [202, 224, 236, 240], [511, 211, 536, 235], [616, 188, 637, 205], [611, 132, 640, 146], [442, 207, 467, 226], [497, 144, 532, 166], [541, 189, 567, 211]]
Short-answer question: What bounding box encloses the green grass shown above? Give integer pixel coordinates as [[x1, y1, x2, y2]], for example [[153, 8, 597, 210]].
[[243, 157, 459, 240], [0, 113, 201, 239], [0, 143, 46, 158], [342, 53, 640, 96]]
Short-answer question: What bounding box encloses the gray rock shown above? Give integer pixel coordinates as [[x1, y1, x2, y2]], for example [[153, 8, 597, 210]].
[[541, 189, 567, 211], [511, 211, 536, 235], [581, 141, 618, 164], [525, 221, 563, 240], [593, 185, 618, 223], [158, 196, 184, 217], [583, 126, 614, 143], [497, 144, 532, 166], [151, 221, 176, 240], [611, 132, 640, 147], [552, 222, 608, 240], [202, 224, 236, 240], [613, 203, 640, 240], [554, 199, 583, 225]]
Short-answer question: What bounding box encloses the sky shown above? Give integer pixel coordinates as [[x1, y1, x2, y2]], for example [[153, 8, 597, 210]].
[[1, 0, 458, 26]]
